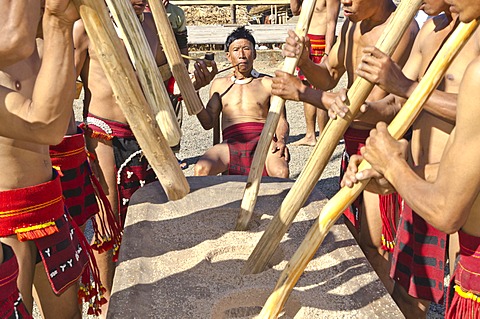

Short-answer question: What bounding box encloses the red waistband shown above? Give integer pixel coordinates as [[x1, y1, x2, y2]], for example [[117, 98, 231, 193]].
[[452, 230, 480, 297], [49, 129, 88, 170], [85, 113, 134, 139], [0, 174, 64, 240], [307, 34, 326, 42], [308, 34, 326, 54], [223, 122, 265, 140]]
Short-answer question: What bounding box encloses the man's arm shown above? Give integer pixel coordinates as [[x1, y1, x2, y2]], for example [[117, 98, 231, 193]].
[[362, 59, 480, 234], [271, 70, 334, 109], [196, 80, 222, 130], [289, 0, 302, 16], [282, 25, 347, 91], [73, 19, 89, 79], [325, 0, 340, 54], [356, 19, 457, 124], [0, 0, 40, 68], [0, 1, 78, 144]]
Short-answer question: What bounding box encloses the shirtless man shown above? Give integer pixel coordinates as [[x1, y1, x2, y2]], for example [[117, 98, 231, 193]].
[[271, 0, 418, 293], [340, 1, 480, 316], [289, 0, 340, 146], [194, 27, 290, 178], [341, 1, 480, 317], [0, 1, 103, 318], [74, 1, 216, 315]]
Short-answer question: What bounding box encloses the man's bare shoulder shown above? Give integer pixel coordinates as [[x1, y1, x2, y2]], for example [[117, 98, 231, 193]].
[[259, 74, 273, 87], [421, 14, 448, 34], [211, 76, 232, 92]]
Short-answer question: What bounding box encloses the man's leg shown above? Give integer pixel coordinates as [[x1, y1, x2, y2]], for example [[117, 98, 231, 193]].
[[0, 237, 36, 313], [194, 144, 229, 176], [392, 281, 430, 318], [448, 232, 460, 275], [32, 263, 82, 319], [85, 137, 118, 319], [316, 108, 329, 136], [292, 102, 317, 146], [265, 148, 289, 178], [359, 190, 394, 294]]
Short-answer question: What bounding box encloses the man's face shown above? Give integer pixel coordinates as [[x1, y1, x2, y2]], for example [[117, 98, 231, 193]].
[[130, 0, 147, 15], [446, 0, 480, 22], [421, 0, 449, 16], [341, 0, 377, 23], [226, 38, 256, 73]]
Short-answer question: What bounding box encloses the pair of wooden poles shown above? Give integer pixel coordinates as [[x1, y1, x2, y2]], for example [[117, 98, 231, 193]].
[[72, 0, 202, 200]]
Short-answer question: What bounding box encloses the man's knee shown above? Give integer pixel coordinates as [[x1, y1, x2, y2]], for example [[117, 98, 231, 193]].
[[267, 164, 289, 179], [194, 160, 211, 176]]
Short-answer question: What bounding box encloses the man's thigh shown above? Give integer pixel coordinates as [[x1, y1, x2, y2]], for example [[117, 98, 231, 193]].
[[197, 143, 230, 175], [265, 152, 289, 178], [360, 190, 384, 248]]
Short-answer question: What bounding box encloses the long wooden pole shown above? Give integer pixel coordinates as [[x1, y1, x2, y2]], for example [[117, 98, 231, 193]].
[[73, 0, 189, 200], [240, 0, 422, 274], [148, 0, 204, 116], [235, 0, 318, 231], [259, 20, 479, 318], [105, 0, 181, 147]]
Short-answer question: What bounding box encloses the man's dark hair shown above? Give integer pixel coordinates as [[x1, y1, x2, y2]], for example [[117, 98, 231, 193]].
[[224, 26, 256, 52]]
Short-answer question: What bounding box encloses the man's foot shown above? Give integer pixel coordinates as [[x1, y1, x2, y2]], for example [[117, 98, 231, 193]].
[[291, 136, 317, 146], [177, 158, 188, 170]]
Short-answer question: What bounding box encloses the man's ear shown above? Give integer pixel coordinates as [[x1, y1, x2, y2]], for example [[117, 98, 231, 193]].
[[253, 49, 257, 60], [226, 51, 232, 62]]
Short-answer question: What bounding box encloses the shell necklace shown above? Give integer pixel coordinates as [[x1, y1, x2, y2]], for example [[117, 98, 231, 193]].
[[231, 69, 260, 85]]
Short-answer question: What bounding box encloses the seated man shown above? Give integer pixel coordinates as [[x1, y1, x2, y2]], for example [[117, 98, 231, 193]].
[[194, 26, 290, 178]]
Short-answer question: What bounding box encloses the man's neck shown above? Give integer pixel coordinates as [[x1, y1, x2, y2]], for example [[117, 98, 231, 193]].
[[362, 0, 396, 30], [233, 69, 253, 80]]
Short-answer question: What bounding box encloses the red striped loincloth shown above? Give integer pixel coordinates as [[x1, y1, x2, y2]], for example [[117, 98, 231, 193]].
[[50, 128, 122, 258], [49, 128, 99, 226], [223, 122, 268, 176], [297, 34, 326, 85], [446, 230, 480, 318], [390, 203, 446, 304], [0, 173, 106, 315], [0, 244, 31, 319]]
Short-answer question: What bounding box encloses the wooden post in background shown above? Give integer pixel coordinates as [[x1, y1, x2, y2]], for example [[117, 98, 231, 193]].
[[105, 0, 182, 147], [259, 20, 479, 318], [73, 0, 189, 200], [148, 0, 204, 116], [241, 0, 423, 274], [235, 0, 318, 231]]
